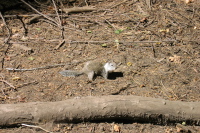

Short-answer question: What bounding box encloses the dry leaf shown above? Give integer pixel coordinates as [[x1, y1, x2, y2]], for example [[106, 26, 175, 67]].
[[175, 0, 194, 4], [114, 124, 120, 132], [185, 0, 194, 3], [159, 29, 169, 33], [12, 77, 21, 81], [169, 55, 182, 64], [20, 36, 29, 41], [127, 62, 132, 66], [176, 126, 182, 132], [0, 23, 5, 28]]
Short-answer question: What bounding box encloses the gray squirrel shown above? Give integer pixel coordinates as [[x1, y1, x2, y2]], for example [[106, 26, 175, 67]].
[[59, 60, 117, 80]]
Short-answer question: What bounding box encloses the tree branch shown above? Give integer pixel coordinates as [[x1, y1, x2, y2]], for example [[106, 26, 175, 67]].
[[0, 95, 199, 126]]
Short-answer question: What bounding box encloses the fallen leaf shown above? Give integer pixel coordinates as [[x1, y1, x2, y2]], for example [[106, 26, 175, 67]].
[[140, 84, 145, 88], [169, 55, 182, 64], [159, 29, 169, 33], [20, 36, 29, 41], [127, 62, 132, 66], [36, 28, 41, 30], [12, 77, 21, 81], [113, 124, 120, 132], [101, 43, 107, 47], [0, 23, 4, 28], [182, 122, 186, 126], [185, 0, 194, 3], [12, 33, 21, 38], [115, 29, 123, 34], [140, 17, 148, 23], [28, 57, 35, 61], [4, 56, 11, 61], [175, 0, 194, 4]]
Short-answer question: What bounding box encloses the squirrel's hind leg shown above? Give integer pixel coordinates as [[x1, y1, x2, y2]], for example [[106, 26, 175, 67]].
[[87, 71, 95, 81]]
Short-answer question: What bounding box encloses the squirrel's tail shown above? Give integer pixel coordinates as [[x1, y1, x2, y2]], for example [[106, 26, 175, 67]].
[[59, 70, 83, 77]]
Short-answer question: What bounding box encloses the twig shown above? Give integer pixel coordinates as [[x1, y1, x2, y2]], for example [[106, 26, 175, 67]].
[[111, 84, 131, 95], [0, 40, 11, 69], [6, 64, 65, 72], [0, 11, 11, 44], [20, 0, 58, 26], [151, 44, 156, 58], [145, 0, 152, 9], [176, 123, 195, 133], [104, 19, 117, 30], [39, 18, 58, 27], [51, 0, 65, 39], [67, 43, 78, 56], [21, 123, 53, 133], [160, 80, 178, 100], [8, 39, 178, 47], [0, 79, 15, 89], [16, 15, 28, 36], [16, 81, 38, 89], [2, 81, 38, 92], [20, 0, 65, 45], [85, 0, 89, 6], [33, 0, 50, 7], [3, 14, 65, 18], [51, 0, 61, 27], [53, 40, 177, 44], [25, 15, 41, 24], [54, 40, 65, 50], [62, 6, 96, 14], [1, 89, 7, 97], [110, 0, 128, 9]]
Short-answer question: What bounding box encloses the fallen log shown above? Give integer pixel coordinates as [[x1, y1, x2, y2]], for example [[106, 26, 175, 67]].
[[0, 95, 200, 127]]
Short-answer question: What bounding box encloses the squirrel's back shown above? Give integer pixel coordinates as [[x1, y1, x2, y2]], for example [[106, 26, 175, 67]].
[[59, 60, 116, 80], [82, 61, 104, 75]]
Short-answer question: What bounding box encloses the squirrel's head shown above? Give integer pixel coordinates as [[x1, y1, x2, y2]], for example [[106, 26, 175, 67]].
[[104, 62, 116, 72]]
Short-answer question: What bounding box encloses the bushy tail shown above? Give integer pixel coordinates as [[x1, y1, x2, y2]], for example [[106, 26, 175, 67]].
[[59, 70, 83, 77]]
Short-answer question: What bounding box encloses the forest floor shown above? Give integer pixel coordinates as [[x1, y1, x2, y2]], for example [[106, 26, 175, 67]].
[[0, 0, 200, 132]]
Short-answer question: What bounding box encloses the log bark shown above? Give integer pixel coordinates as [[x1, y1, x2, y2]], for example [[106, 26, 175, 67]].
[[0, 95, 200, 126]]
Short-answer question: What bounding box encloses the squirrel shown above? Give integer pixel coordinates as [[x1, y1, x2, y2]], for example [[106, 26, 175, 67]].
[[59, 60, 117, 80]]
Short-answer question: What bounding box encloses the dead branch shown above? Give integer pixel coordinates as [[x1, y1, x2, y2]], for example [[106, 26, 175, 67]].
[[0, 79, 15, 89], [0, 95, 199, 127], [20, 0, 54, 22], [16, 15, 28, 36], [0, 12, 11, 44], [51, 0, 64, 39], [20, 0, 58, 27], [21, 124, 52, 133], [3, 14, 65, 18], [54, 40, 65, 50], [2, 81, 38, 94], [25, 15, 41, 24], [61, 6, 96, 14], [9, 39, 176, 44], [110, 0, 128, 9]]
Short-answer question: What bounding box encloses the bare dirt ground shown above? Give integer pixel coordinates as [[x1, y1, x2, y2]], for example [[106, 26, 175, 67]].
[[0, 0, 200, 132]]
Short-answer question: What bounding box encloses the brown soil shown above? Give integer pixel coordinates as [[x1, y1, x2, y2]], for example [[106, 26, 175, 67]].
[[0, 0, 200, 132]]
